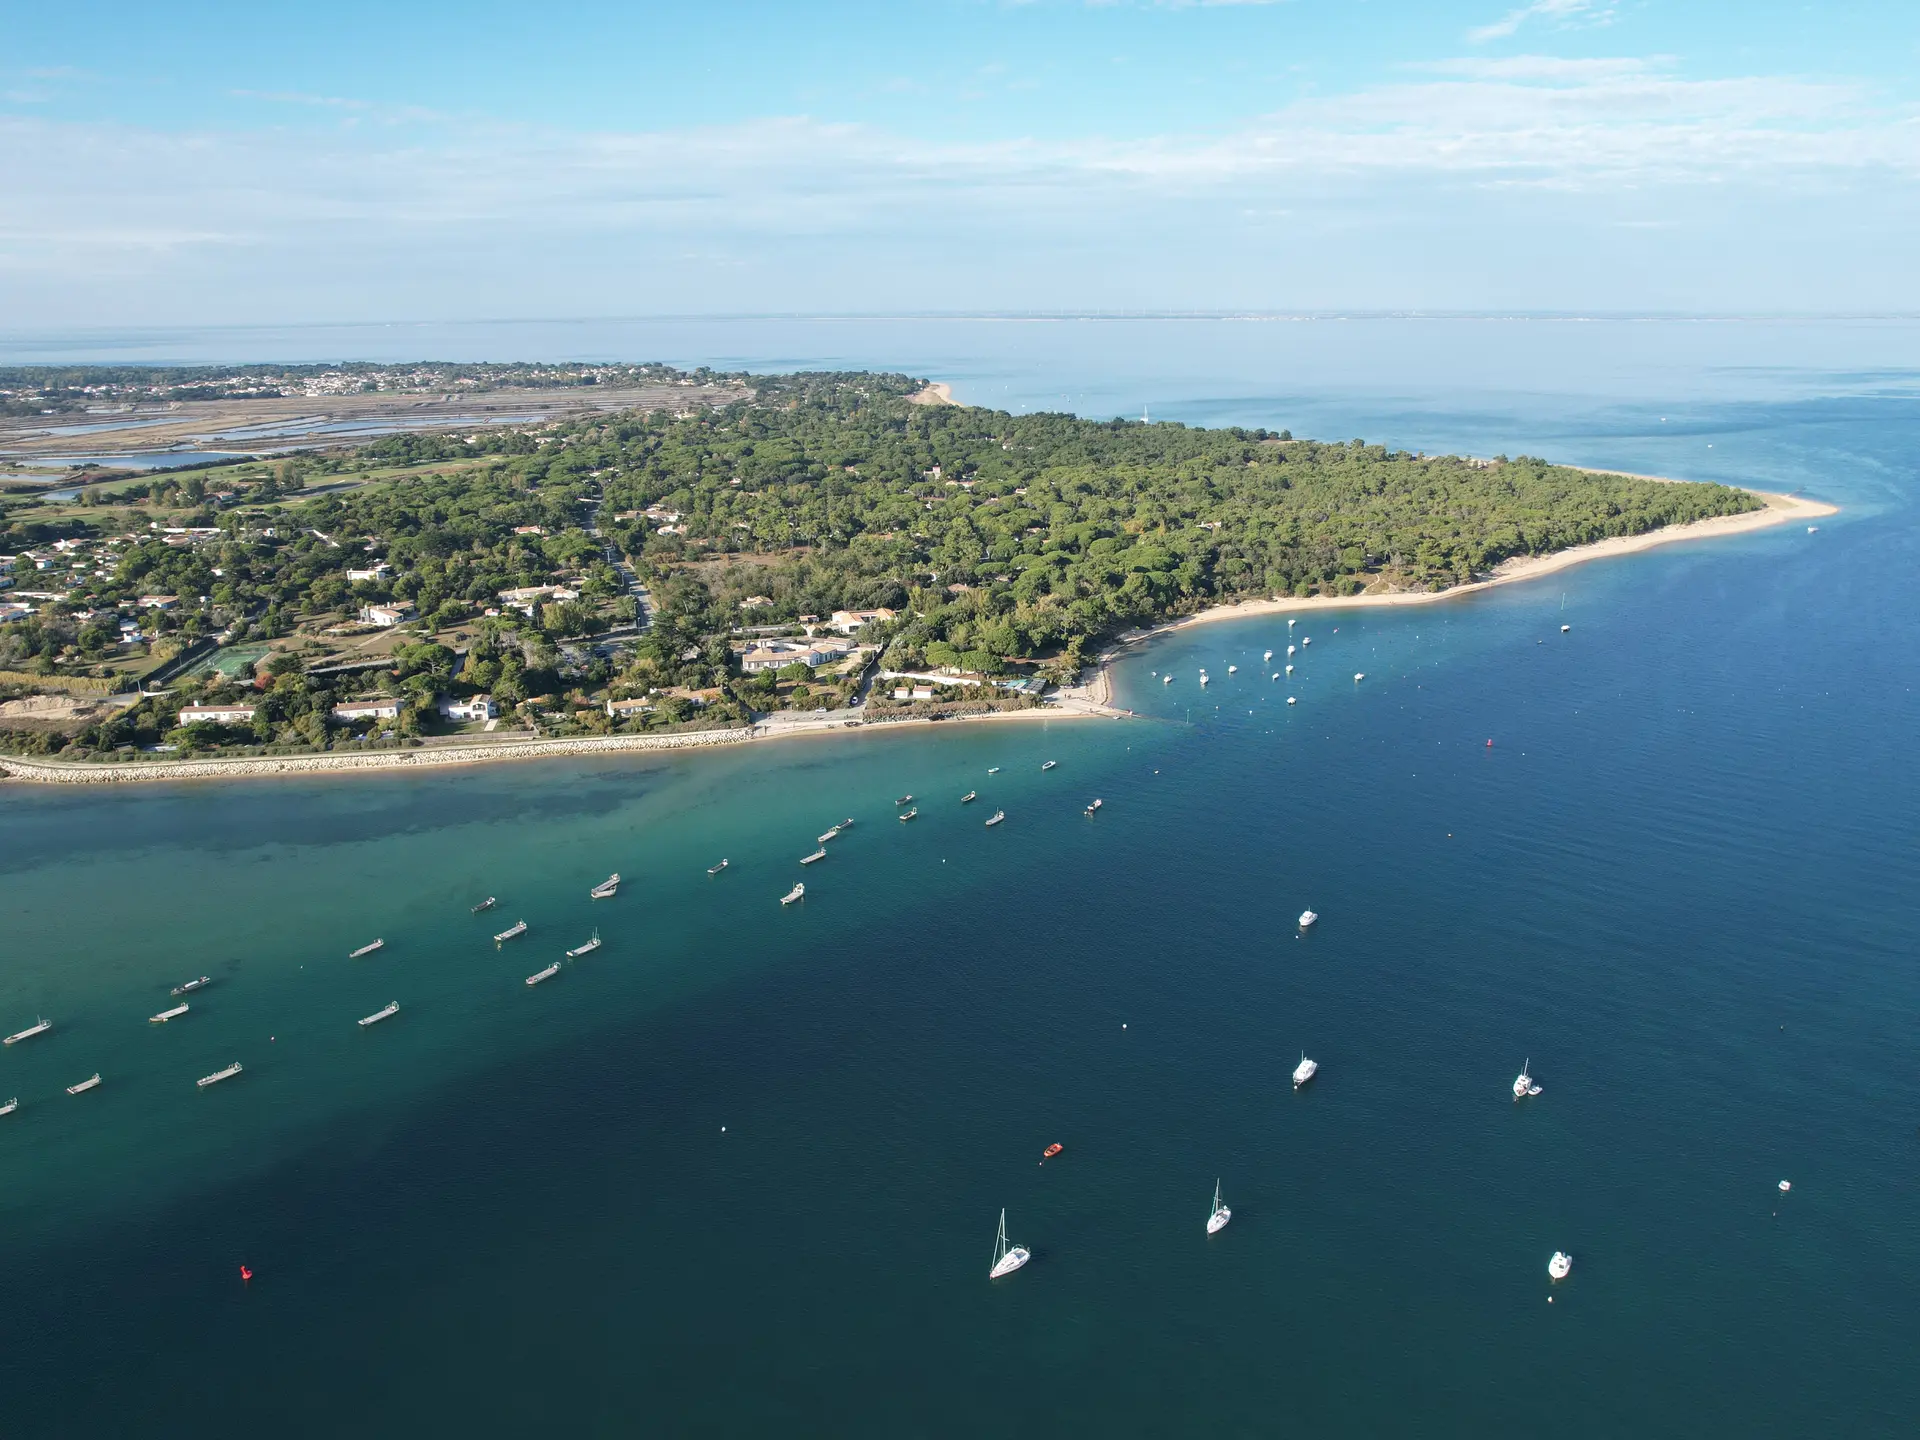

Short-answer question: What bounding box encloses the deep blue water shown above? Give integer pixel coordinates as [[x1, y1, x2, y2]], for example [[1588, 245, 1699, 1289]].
[[2, 320, 1917, 1436]]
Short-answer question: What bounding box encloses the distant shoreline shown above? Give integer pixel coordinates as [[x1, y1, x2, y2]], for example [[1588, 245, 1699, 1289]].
[[0, 486, 1830, 787], [1073, 487, 1836, 699]]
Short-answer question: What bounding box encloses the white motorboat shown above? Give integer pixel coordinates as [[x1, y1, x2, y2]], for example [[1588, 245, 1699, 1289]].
[[985, 810, 1005, 827], [0, 1097, 16, 1117], [1288, 618, 1296, 629], [1561, 624, 1571, 633], [1807, 525, 1818, 534], [1548, 1251, 1573, 1280], [359, 1002, 401, 1027], [1199, 673, 1210, 686], [781, 883, 805, 905], [1162, 675, 1172, 684], [1779, 1180, 1792, 1193], [67, 1073, 103, 1095], [1302, 636, 1311, 647], [1298, 909, 1318, 928], [471, 896, 498, 913], [708, 859, 729, 874], [494, 920, 528, 944], [961, 791, 977, 804], [1207, 1179, 1231, 1234], [1287, 645, 1295, 657], [1264, 650, 1273, 662], [1227, 665, 1238, 674], [1041, 760, 1057, 771], [149, 1004, 189, 1024], [896, 794, 914, 806], [4, 1017, 51, 1046], [1084, 798, 1103, 816], [800, 848, 827, 865], [1286, 696, 1296, 705], [1292, 1053, 1318, 1087], [172, 976, 212, 996], [986, 767, 1000, 774], [197, 1063, 243, 1089], [589, 873, 621, 899], [1285, 664, 1293, 674], [567, 930, 602, 958], [1354, 673, 1366, 683], [525, 963, 562, 986], [898, 807, 918, 822], [349, 939, 384, 959], [1514, 1060, 1541, 1100], [989, 1208, 1031, 1279]]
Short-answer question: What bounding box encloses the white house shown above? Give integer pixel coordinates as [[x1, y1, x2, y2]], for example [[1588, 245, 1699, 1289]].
[[359, 603, 415, 628], [827, 607, 896, 635], [139, 594, 180, 610], [330, 699, 403, 723], [606, 697, 655, 717], [346, 563, 392, 583], [438, 694, 499, 722], [177, 703, 261, 725], [738, 637, 855, 674]]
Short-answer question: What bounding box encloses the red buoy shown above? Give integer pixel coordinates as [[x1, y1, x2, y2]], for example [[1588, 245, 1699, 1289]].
[[239, 1265, 253, 1282], [1486, 739, 1494, 747]]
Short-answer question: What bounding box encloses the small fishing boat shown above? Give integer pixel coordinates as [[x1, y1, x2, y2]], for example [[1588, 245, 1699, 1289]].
[[494, 920, 528, 944], [1514, 1060, 1541, 1100], [708, 859, 729, 875], [1548, 1251, 1573, 1280], [1285, 663, 1293, 674], [800, 848, 827, 865], [1227, 665, 1238, 674], [781, 883, 805, 905], [4, 1017, 51, 1046], [961, 791, 977, 804], [989, 1209, 1030, 1279], [525, 963, 561, 987], [896, 795, 914, 806], [172, 976, 212, 997], [349, 939, 385, 959], [359, 1002, 401, 1027], [589, 873, 621, 900], [1292, 1053, 1318, 1088], [1084, 799, 1103, 816], [471, 897, 498, 914], [818, 826, 842, 843], [1162, 675, 1172, 684], [0, 1097, 16, 1116], [1298, 909, 1318, 928], [1207, 1179, 1231, 1234], [1042, 1143, 1064, 1160], [566, 930, 602, 958], [1561, 624, 1571, 633], [149, 1004, 189, 1024], [67, 1073, 103, 1095], [1264, 650, 1273, 662], [898, 807, 918, 822], [985, 810, 1005, 827], [1041, 760, 1057, 771]]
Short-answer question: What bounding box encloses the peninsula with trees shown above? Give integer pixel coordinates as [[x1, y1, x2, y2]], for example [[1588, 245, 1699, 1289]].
[[0, 366, 1768, 766]]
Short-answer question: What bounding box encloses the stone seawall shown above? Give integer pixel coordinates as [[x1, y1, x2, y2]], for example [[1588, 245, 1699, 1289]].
[[0, 727, 757, 785]]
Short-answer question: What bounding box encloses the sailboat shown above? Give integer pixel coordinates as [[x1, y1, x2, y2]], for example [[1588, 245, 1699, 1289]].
[[708, 859, 729, 875], [589, 873, 621, 899], [1514, 1060, 1541, 1099], [1207, 1179, 1231, 1234], [984, 809, 1005, 827], [471, 897, 498, 914], [567, 929, 602, 958], [1292, 1052, 1318, 1087], [781, 883, 805, 905], [989, 1208, 1030, 1278]]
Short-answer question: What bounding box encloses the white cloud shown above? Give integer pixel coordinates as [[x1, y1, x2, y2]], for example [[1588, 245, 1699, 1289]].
[[1469, 0, 1611, 45]]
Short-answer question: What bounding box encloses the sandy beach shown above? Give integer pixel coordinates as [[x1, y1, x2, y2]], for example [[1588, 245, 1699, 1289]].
[[0, 486, 1830, 785]]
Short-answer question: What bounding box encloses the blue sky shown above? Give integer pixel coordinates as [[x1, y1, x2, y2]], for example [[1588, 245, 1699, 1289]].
[[4, 1, 1919, 326]]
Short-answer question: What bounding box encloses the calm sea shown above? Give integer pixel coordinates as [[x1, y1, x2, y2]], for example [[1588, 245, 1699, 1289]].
[[2, 319, 1917, 1437]]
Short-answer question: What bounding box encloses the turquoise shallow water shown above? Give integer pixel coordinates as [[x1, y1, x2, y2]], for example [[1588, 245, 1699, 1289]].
[[3, 321, 1919, 1436]]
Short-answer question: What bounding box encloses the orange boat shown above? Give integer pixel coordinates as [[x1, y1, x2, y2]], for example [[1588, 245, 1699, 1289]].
[[1042, 1143, 1064, 1160]]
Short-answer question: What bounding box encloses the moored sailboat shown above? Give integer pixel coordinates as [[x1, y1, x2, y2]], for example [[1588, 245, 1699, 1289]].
[[66, 1073, 102, 1095], [800, 848, 827, 865], [1207, 1180, 1231, 1234], [494, 920, 528, 944], [197, 1062, 243, 1088], [781, 883, 805, 905], [1292, 1052, 1318, 1088], [984, 809, 1005, 827], [589, 873, 621, 899], [359, 1002, 401, 1027], [349, 939, 385, 959], [566, 930, 602, 958], [471, 896, 498, 913], [525, 963, 562, 986], [172, 976, 212, 996], [4, 1017, 51, 1046], [149, 1004, 189, 1024], [989, 1208, 1031, 1279]]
